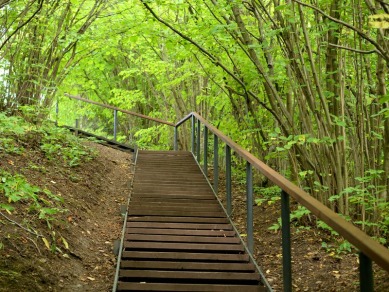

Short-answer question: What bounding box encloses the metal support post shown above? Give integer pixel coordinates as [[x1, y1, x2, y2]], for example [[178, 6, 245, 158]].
[[113, 109, 118, 141], [203, 126, 208, 176], [191, 116, 195, 154], [174, 127, 178, 151], [226, 145, 232, 217], [196, 119, 201, 162], [281, 190, 292, 292], [359, 252, 373, 292], [246, 162, 254, 254], [55, 99, 59, 126], [75, 119, 79, 136], [213, 134, 219, 194]]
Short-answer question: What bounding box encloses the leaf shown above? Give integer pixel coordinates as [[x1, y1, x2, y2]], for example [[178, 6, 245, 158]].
[[42, 237, 50, 250], [379, 94, 389, 103], [0, 204, 14, 214], [61, 237, 69, 249]]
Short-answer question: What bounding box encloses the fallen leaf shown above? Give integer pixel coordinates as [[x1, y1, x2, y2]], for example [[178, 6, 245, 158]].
[[61, 237, 69, 249], [42, 237, 50, 250]]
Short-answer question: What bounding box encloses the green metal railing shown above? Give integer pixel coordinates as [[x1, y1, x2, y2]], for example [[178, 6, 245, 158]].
[[175, 112, 389, 292], [61, 94, 174, 143]]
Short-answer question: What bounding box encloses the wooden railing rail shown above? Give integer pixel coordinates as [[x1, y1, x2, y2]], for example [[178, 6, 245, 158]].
[[64, 94, 175, 127], [175, 112, 389, 292]]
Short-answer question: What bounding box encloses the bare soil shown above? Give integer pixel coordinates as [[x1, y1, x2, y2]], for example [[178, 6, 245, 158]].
[[215, 175, 389, 291], [0, 140, 388, 291], [0, 142, 133, 291]]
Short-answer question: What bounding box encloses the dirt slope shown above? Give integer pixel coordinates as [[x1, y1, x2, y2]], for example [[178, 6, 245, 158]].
[[0, 143, 133, 291]]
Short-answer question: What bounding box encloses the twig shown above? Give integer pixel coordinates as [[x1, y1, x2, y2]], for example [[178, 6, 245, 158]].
[[292, 0, 389, 62], [0, 211, 43, 238], [328, 43, 378, 55], [25, 236, 42, 255]]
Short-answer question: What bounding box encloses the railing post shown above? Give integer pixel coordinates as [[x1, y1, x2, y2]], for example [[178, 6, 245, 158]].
[[203, 126, 208, 176], [196, 119, 201, 162], [55, 99, 59, 126], [359, 252, 373, 292], [174, 126, 178, 151], [213, 134, 219, 194], [191, 116, 195, 154], [113, 109, 118, 141], [246, 162, 254, 254], [281, 190, 292, 292], [75, 118, 79, 136], [226, 145, 232, 217]]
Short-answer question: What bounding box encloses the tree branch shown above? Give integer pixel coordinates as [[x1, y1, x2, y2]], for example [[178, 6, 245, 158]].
[[0, 0, 44, 52], [328, 43, 379, 55], [292, 0, 389, 63], [0, 211, 43, 238]]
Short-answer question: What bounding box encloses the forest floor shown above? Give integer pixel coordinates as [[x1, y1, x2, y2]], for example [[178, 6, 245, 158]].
[[0, 139, 388, 291]]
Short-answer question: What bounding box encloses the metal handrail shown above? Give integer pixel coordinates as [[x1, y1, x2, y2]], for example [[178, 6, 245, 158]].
[[58, 95, 389, 290], [175, 112, 389, 292], [64, 94, 175, 127]]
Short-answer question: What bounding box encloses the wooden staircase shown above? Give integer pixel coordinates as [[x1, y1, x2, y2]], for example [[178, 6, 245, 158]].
[[114, 150, 266, 291]]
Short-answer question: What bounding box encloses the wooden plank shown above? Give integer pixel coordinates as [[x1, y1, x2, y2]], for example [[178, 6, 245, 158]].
[[117, 282, 264, 291], [123, 241, 244, 252], [128, 205, 222, 212], [128, 203, 222, 210], [127, 216, 229, 223], [127, 209, 225, 217], [132, 188, 213, 193], [126, 222, 233, 230], [120, 251, 250, 262], [125, 228, 235, 236], [120, 261, 255, 271], [133, 181, 209, 188], [118, 270, 260, 281], [130, 193, 215, 198], [124, 234, 240, 244], [129, 197, 218, 203]]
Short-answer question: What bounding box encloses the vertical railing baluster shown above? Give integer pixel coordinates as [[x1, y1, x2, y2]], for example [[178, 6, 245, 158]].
[[113, 109, 118, 141], [174, 126, 178, 151], [203, 126, 208, 176], [55, 99, 59, 126], [226, 145, 232, 217], [213, 134, 219, 194], [191, 116, 195, 154], [359, 252, 373, 292], [246, 162, 254, 254], [196, 119, 201, 162], [75, 118, 79, 136], [281, 190, 292, 292]]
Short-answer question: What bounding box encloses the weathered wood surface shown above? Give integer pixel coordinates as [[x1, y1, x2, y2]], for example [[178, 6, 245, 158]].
[[116, 150, 265, 292]]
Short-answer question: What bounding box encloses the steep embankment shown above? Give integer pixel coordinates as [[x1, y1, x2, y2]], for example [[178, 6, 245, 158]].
[[0, 115, 132, 291]]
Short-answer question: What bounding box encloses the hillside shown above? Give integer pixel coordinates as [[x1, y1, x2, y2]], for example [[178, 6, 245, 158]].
[[0, 119, 133, 291]]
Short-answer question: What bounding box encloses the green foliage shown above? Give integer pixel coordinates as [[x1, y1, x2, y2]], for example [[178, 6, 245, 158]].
[[40, 127, 96, 166], [0, 170, 64, 224], [255, 185, 281, 206], [321, 240, 353, 258], [0, 112, 28, 136], [1, 108, 96, 167], [134, 125, 172, 150]]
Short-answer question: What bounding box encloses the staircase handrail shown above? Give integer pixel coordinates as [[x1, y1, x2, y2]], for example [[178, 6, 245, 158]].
[[64, 94, 175, 126], [175, 111, 389, 291]]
